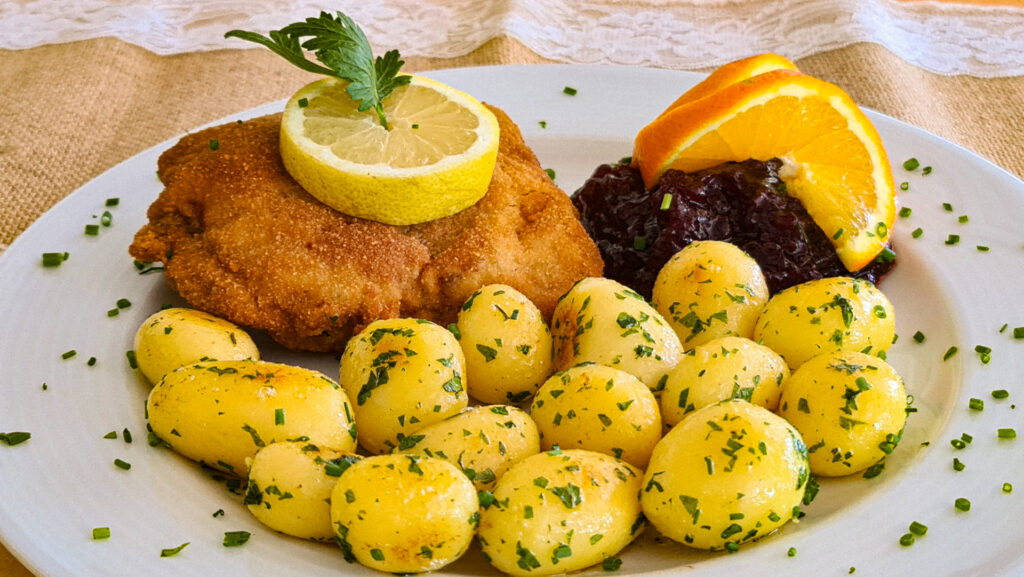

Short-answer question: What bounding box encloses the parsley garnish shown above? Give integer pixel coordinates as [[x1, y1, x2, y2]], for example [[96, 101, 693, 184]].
[[226, 12, 410, 129]]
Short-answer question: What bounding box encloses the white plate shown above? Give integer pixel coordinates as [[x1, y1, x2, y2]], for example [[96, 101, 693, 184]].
[[1, 65, 1023, 577]]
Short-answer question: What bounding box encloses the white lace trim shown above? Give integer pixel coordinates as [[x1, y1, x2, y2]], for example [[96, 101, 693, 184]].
[[2, 0, 1022, 77]]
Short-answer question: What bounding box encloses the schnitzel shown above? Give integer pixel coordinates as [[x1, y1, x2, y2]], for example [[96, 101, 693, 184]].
[[129, 106, 603, 352]]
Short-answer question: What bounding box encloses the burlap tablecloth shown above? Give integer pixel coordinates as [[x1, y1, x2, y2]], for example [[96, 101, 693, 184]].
[[1, 35, 1023, 577]]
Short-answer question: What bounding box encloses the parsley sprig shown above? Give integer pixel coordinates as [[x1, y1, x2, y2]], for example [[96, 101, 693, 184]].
[[226, 12, 410, 129]]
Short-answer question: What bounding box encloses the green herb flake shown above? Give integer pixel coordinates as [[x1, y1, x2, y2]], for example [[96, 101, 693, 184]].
[[909, 521, 928, 536], [912, 227, 923, 239], [943, 346, 958, 361], [900, 182, 909, 191], [41, 252, 68, 267], [945, 234, 960, 245], [563, 86, 578, 96], [105, 197, 120, 207], [114, 458, 131, 470], [954, 497, 971, 512], [903, 158, 920, 171], [993, 389, 1010, 399], [998, 428, 1017, 439], [602, 557, 623, 571], [160, 542, 190, 557], [0, 432, 32, 447], [899, 207, 912, 218], [787, 547, 797, 557], [92, 527, 111, 540], [1003, 482, 1013, 493], [209, 139, 220, 151], [85, 224, 100, 236], [223, 531, 251, 547], [297, 97, 308, 108], [969, 398, 985, 411], [899, 533, 915, 546]]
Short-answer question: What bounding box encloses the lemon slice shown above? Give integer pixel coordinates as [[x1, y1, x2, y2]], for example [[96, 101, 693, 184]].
[[280, 75, 500, 225]]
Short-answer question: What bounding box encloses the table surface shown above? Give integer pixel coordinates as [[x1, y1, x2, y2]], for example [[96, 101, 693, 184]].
[[2, 2, 1024, 575]]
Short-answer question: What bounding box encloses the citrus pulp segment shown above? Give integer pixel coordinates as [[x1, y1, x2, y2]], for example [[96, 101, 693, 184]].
[[633, 69, 895, 271], [280, 75, 500, 225]]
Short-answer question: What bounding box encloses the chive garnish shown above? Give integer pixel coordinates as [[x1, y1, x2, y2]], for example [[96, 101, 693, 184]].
[[114, 458, 131, 470], [209, 139, 220, 151], [922, 166, 933, 175], [909, 521, 928, 536], [92, 527, 111, 540], [943, 346, 958, 361], [913, 331, 926, 343], [117, 298, 131, 309], [544, 168, 556, 181], [223, 531, 251, 547], [0, 432, 31, 446], [105, 197, 120, 207], [41, 252, 68, 267], [977, 245, 990, 252], [275, 408, 285, 426], [538, 120, 547, 129], [942, 202, 953, 212], [107, 308, 119, 317], [1003, 483, 1013, 493], [998, 428, 1017, 439], [787, 547, 797, 557], [968, 398, 984, 411], [104, 431, 117, 439], [911, 228, 923, 239], [958, 215, 969, 224], [954, 497, 971, 512], [945, 234, 960, 245], [899, 207, 912, 218], [101, 211, 112, 227], [61, 350, 77, 360], [899, 182, 909, 192], [563, 86, 578, 96], [126, 350, 138, 369], [85, 224, 100, 236], [297, 97, 308, 108], [903, 158, 920, 171], [1013, 327, 1024, 339], [160, 542, 190, 557], [899, 533, 915, 546], [660, 194, 673, 211], [953, 457, 964, 471], [992, 390, 1009, 399]]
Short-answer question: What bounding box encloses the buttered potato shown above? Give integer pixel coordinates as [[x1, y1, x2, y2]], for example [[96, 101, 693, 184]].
[[641, 399, 810, 551], [753, 276, 895, 369], [477, 449, 644, 576], [339, 318, 468, 454], [551, 277, 682, 391], [133, 307, 259, 385], [456, 284, 553, 404], [245, 441, 360, 541], [396, 404, 540, 490], [147, 360, 357, 475], [778, 351, 907, 477], [531, 364, 662, 468], [331, 454, 478, 573], [661, 336, 789, 427], [652, 241, 770, 350]]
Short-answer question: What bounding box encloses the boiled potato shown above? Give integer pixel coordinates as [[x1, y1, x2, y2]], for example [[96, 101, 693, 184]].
[[651, 241, 769, 350], [753, 276, 895, 369], [245, 441, 361, 541], [531, 364, 662, 468], [339, 318, 468, 454], [133, 307, 259, 384], [457, 284, 554, 404], [661, 336, 789, 427], [147, 360, 357, 475], [478, 449, 644, 576], [778, 351, 907, 477], [331, 454, 478, 573], [551, 277, 682, 391], [395, 404, 540, 490], [641, 399, 809, 551]]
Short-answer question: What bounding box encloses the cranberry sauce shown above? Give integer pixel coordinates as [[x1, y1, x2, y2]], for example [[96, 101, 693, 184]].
[[572, 159, 894, 297]]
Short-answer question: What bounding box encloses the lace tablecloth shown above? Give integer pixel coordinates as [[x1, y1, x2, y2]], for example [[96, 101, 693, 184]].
[[2, 0, 1023, 76]]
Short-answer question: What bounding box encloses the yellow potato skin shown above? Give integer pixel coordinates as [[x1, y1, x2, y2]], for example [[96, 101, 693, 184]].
[[457, 284, 554, 404], [652, 241, 770, 350], [133, 307, 259, 385], [753, 276, 895, 369], [531, 364, 662, 468], [661, 336, 789, 427], [778, 351, 907, 476], [477, 449, 644, 577], [641, 399, 809, 551], [551, 277, 682, 391], [396, 404, 540, 491], [339, 318, 468, 454], [330, 454, 478, 573], [146, 360, 357, 475], [245, 441, 361, 541]]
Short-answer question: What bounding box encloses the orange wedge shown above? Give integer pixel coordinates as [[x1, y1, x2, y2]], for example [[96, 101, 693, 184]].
[[659, 53, 799, 115], [633, 68, 896, 272]]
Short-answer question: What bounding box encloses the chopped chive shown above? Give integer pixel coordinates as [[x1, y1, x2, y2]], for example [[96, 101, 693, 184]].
[[100, 211, 112, 227], [1003, 483, 1013, 493], [85, 224, 100, 236], [787, 547, 797, 557], [105, 197, 120, 207], [833, 228, 844, 240], [962, 433, 973, 444], [126, 350, 138, 369], [0, 432, 31, 446], [297, 97, 308, 108], [943, 346, 958, 361], [275, 408, 285, 426], [969, 398, 984, 411], [943, 202, 953, 212], [104, 431, 117, 439], [909, 521, 928, 536], [209, 139, 220, 151], [903, 158, 920, 171], [87, 357, 97, 367], [899, 207, 912, 218], [977, 245, 990, 252], [563, 86, 578, 96], [951, 438, 966, 450], [1013, 327, 1024, 339], [899, 533, 915, 546], [41, 252, 68, 267], [92, 527, 111, 540], [62, 350, 77, 360], [953, 458, 964, 471], [954, 497, 971, 512], [544, 168, 556, 181], [660, 193, 673, 211], [922, 166, 933, 175], [538, 120, 547, 128], [213, 509, 225, 518], [113, 458, 131, 470], [958, 215, 969, 224], [899, 182, 909, 191], [912, 227, 923, 238], [633, 236, 647, 251], [107, 308, 119, 317], [602, 557, 622, 571], [913, 331, 926, 343], [998, 428, 1017, 439], [222, 531, 251, 547], [117, 298, 131, 309], [945, 234, 960, 245], [160, 542, 189, 557], [123, 428, 133, 444], [992, 390, 1009, 399]]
